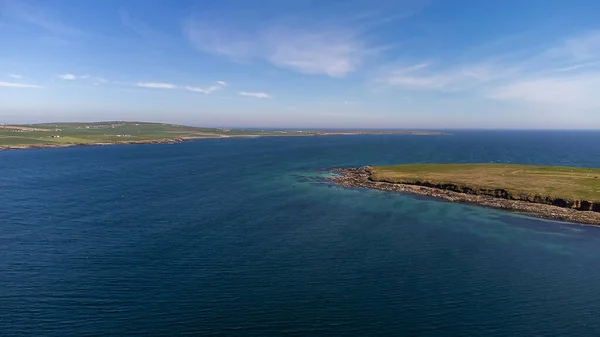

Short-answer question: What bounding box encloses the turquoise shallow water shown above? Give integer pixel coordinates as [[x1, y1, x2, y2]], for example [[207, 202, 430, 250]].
[[2, 131, 600, 336]]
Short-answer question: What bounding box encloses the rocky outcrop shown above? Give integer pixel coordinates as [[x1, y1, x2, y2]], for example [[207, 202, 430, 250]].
[[330, 167, 600, 226]]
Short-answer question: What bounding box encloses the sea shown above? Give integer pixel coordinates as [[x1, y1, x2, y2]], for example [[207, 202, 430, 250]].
[[2, 131, 600, 336]]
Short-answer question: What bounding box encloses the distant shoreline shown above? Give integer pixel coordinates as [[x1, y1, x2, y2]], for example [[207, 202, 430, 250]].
[[0, 138, 189, 151], [0, 129, 444, 151], [330, 167, 600, 226]]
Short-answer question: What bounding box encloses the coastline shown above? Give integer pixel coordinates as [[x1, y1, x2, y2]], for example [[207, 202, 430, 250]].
[[0, 131, 444, 151], [0, 137, 193, 151], [0, 135, 269, 151], [330, 167, 600, 226]]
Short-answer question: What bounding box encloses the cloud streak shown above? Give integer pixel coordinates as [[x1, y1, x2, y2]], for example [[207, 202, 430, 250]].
[[0, 81, 43, 88], [239, 92, 270, 99], [378, 62, 513, 91], [1, 0, 86, 36], [137, 81, 227, 94], [7, 74, 23, 79], [184, 85, 221, 94]]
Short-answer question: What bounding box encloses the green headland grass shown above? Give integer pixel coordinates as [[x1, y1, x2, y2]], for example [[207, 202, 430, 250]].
[[370, 164, 600, 203]]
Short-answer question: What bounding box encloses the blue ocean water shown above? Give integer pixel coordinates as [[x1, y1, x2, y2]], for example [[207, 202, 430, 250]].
[[2, 131, 600, 336]]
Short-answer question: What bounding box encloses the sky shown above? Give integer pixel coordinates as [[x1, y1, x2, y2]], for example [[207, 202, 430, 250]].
[[1, 0, 600, 129]]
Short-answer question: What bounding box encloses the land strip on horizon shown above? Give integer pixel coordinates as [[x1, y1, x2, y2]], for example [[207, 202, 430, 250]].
[[0, 121, 442, 150]]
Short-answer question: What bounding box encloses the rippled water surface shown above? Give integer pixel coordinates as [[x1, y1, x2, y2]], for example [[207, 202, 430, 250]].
[[2, 131, 600, 336]]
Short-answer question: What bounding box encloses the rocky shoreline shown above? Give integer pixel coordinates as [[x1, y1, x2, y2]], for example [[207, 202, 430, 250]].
[[330, 167, 600, 226]]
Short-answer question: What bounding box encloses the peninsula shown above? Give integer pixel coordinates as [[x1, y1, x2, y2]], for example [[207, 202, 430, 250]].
[[0, 122, 442, 150], [331, 164, 600, 225]]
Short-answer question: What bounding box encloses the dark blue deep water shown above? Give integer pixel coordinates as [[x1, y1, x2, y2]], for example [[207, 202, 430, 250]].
[[3, 131, 600, 336]]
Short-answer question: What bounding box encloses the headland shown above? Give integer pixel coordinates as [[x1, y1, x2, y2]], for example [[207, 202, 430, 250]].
[[331, 164, 600, 225]]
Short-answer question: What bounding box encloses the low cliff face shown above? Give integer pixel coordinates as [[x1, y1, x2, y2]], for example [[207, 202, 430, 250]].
[[372, 179, 600, 212], [330, 167, 600, 225]]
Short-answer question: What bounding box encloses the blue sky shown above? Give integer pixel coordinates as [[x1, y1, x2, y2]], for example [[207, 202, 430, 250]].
[[1, 0, 600, 128]]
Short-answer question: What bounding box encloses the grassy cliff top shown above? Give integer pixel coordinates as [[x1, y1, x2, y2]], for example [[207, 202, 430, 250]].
[[370, 164, 600, 202]]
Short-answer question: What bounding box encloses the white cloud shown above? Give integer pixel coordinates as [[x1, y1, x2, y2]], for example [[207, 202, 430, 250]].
[[56, 73, 109, 85], [7, 74, 23, 79], [217, 81, 227, 86], [489, 74, 600, 108], [184, 20, 374, 77], [137, 82, 177, 89], [239, 92, 270, 99], [0, 81, 43, 88], [264, 28, 371, 77], [58, 73, 77, 80]]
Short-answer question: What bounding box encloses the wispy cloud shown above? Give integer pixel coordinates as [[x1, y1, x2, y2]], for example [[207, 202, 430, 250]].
[[542, 31, 600, 64], [487, 31, 600, 108], [239, 92, 270, 99], [1, 0, 86, 36], [7, 74, 23, 79], [552, 62, 599, 72], [57, 73, 77, 80], [377, 30, 600, 110], [119, 8, 171, 46], [376, 61, 517, 91], [182, 0, 428, 78], [137, 81, 227, 94], [489, 74, 600, 108], [0, 81, 43, 88], [184, 18, 377, 77]]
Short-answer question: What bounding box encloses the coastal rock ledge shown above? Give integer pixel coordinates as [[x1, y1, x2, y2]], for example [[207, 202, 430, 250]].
[[330, 167, 600, 226]]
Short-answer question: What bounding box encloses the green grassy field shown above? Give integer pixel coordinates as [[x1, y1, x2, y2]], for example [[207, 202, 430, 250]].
[[0, 122, 222, 147], [370, 164, 600, 203], [0, 121, 442, 149], [0, 121, 303, 148]]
